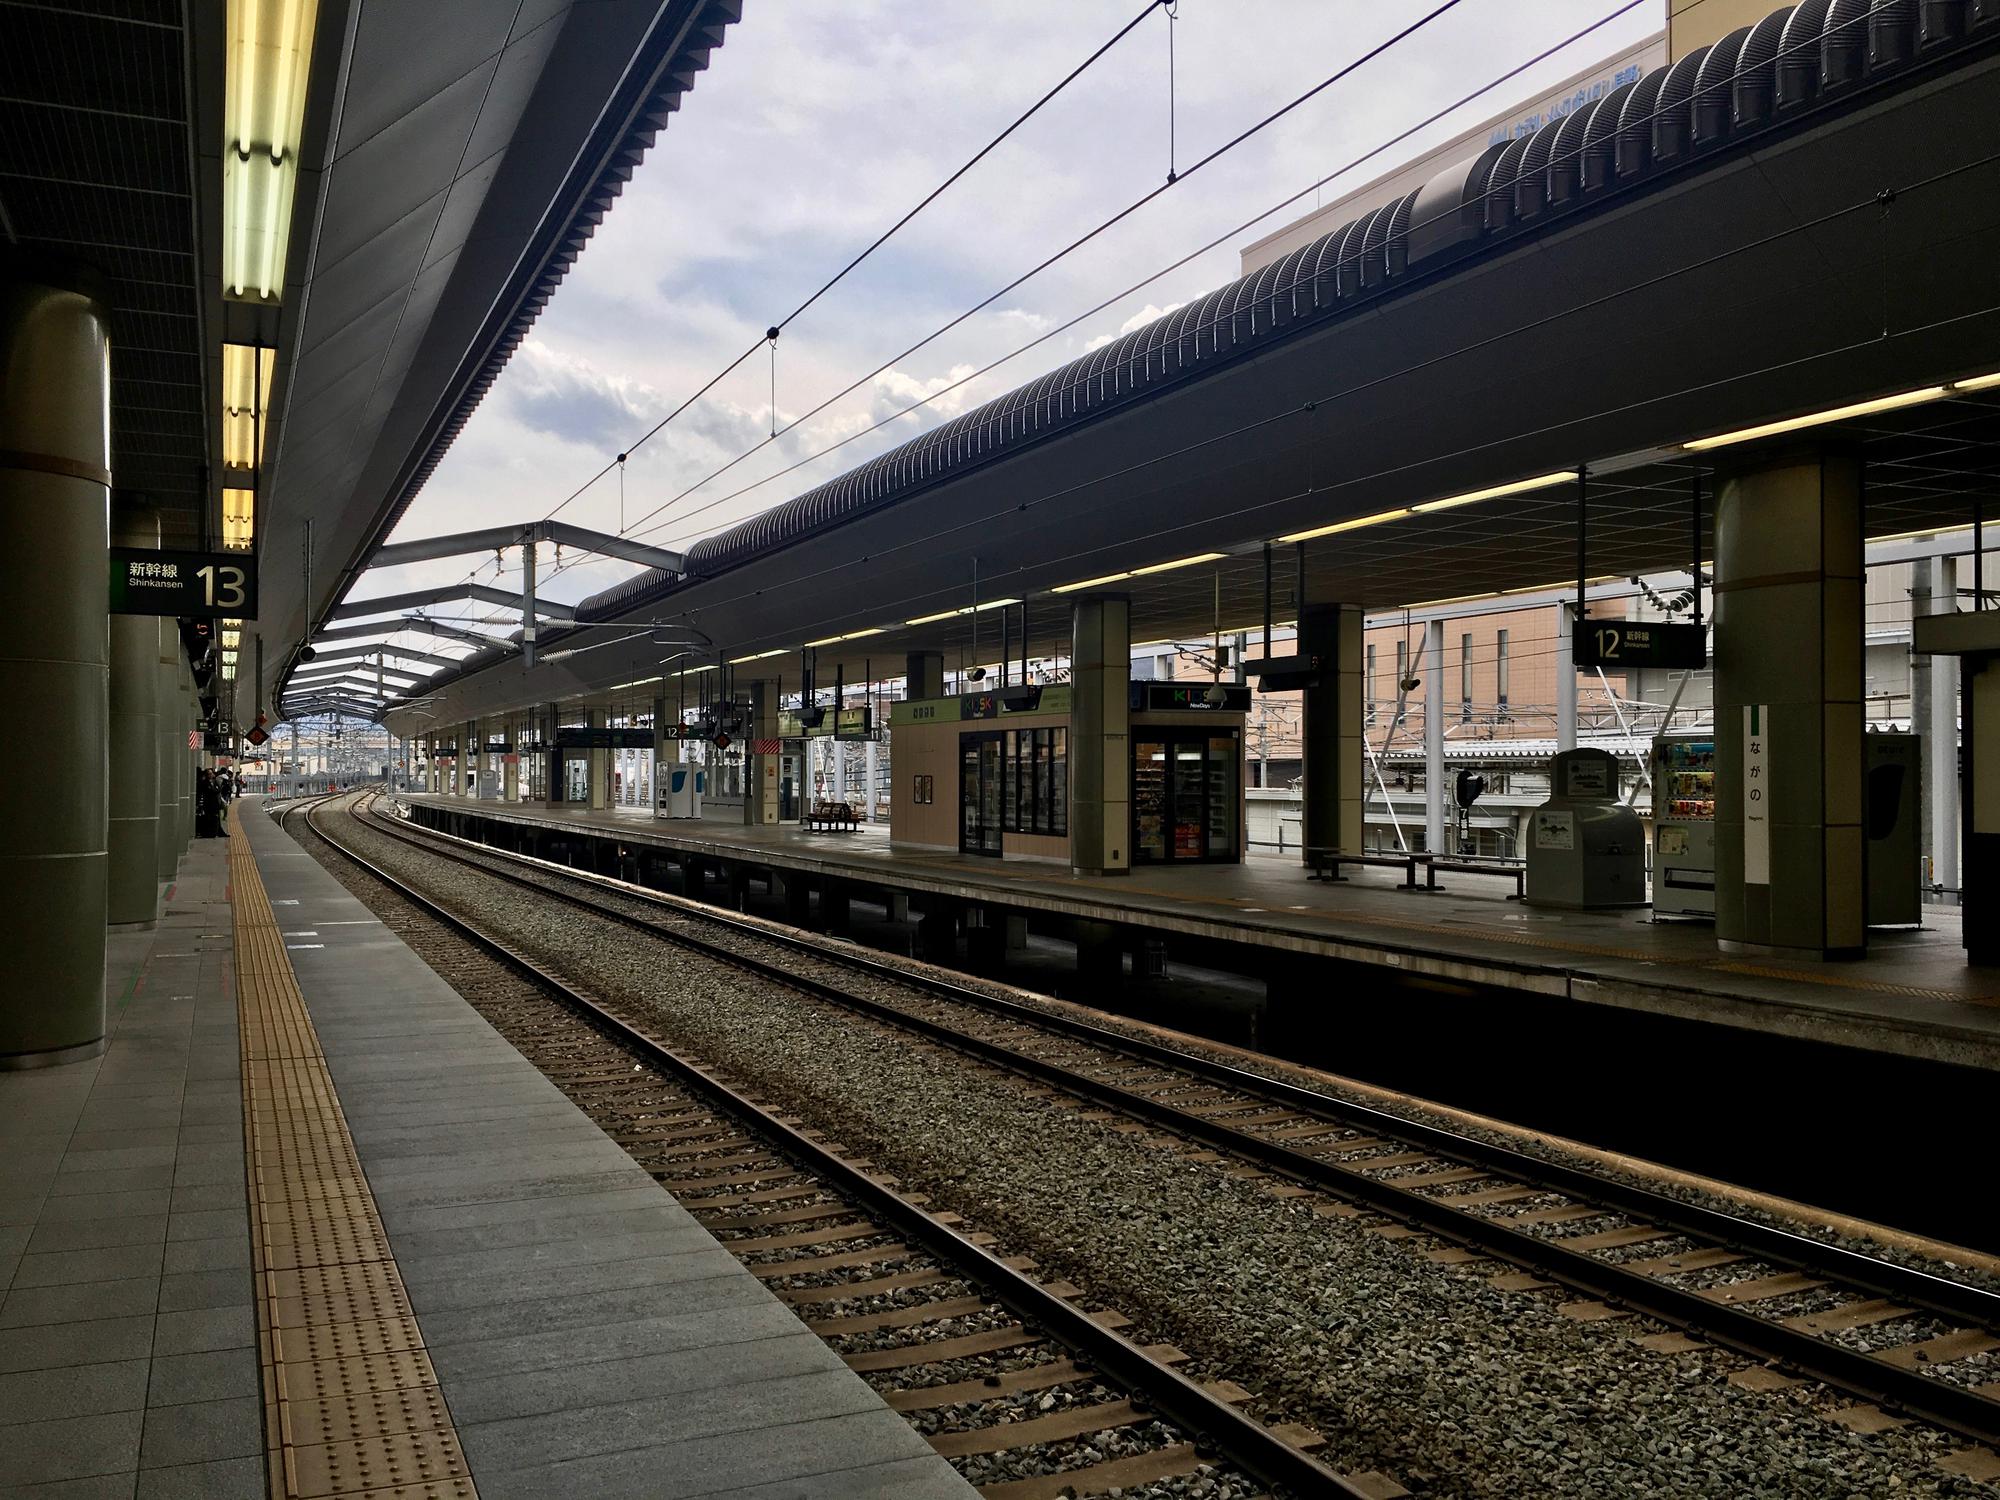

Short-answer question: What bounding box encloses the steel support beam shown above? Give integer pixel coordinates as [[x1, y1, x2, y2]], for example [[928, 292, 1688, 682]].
[[366, 520, 684, 575], [330, 583, 575, 623]]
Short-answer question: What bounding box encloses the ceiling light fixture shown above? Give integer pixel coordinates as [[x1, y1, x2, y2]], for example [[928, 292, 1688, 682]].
[[1683, 387, 1950, 451], [1279, 472, 1574, 543], [1053, 552, 1228, 593], [221, 343, 276, 468], [905, 598, 1021, 627], [804, 627, 888, 647], [1951, 371, 2000, 393], [223, 0, 321, 301]]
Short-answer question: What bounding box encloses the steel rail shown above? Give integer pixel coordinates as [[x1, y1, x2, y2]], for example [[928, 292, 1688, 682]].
[[378, 797, 2000, 1323], [291, 795, 1360, 1499], [361, 794, 2000, 1446]]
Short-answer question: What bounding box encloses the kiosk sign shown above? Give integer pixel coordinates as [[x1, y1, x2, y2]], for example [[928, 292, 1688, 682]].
[[109, 548, 256, 619]]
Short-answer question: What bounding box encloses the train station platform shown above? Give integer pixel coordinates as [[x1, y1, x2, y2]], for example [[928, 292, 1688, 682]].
[[0, 806, 972, 1499], [396, 795, 2000, 1076]]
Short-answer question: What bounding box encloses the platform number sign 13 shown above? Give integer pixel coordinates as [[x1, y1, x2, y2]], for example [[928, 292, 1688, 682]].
[[109, 548, 258, 620]]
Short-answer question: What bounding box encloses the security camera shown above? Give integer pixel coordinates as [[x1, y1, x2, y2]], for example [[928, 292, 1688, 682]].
[[1203, 683, 1228, 707]]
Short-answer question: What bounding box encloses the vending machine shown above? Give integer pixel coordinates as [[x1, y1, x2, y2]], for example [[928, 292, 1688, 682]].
[[1652, 732, 1716, 918]]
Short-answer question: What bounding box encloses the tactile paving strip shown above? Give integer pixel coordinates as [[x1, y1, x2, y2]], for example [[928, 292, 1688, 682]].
[[229, 821, 479, 1499]]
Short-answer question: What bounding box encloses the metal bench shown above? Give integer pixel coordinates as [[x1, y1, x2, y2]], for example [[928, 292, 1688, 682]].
[[1305, 847, 1526, 899], [802, 801, 860, 832], [1303, 848, 1423, 886]]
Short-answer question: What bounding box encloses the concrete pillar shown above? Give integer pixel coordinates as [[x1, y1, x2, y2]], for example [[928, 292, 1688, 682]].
[[1913, 554, 1960, 893], [1424, 618, 1446, 855], [1298, 604, 1365, 859], [0, 267, 112, 1065], [906, 651, 945, 701], [1556, 604, 1578, 753], [747, 681, 778, 825], [155, 620, 181, 882], [108, 498, 160, 927], [1070, 597, 1131, 875], [865, 739, 879, 821], [1713, 449, 1865, 959], [463, 719, 479, 798], [833, 737, 847, 804]]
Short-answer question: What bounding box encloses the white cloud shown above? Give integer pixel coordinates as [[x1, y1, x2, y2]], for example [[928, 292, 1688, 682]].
[[394, 1, 1665, 600], [1083, 301, 1185, 352]]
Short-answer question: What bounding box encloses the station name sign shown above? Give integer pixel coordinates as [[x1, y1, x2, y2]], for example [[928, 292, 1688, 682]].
[[776, 706, 877, 740], [109, 549, 256, 619], [1572, 620, 1706, 671], [554, 727, 655, 750], [892, 686, 1075, 727]]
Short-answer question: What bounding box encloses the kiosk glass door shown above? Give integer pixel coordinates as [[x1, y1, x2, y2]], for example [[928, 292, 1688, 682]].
[[960, 733, 1003, 855], [1133, 728, 1239, 864]]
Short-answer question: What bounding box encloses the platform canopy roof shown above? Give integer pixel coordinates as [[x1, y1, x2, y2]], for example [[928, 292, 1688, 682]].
[[383, 4, 2000, 733], [0, 0, 739, 729]]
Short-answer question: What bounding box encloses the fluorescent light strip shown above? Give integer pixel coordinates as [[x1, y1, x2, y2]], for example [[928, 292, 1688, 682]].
[[905, 597, 1021, 626], [728, 648, 789, 664], [1279, 472, 1575, 545], [223, 0, 320, 301], [1054, 552, 1228, 594], [1684, 387, 1950, 451], [1953, 371, 2000, 393], [804, 627, 889, 647]]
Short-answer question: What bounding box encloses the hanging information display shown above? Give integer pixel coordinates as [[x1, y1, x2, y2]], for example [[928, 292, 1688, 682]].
[[108, 549, 257, 619], [1571, 620, 1705, 670]]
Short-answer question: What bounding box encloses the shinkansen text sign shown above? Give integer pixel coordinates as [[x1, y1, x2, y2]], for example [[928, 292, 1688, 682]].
[[1571, 620, 1704, 671], [108, 549, 257, 619]]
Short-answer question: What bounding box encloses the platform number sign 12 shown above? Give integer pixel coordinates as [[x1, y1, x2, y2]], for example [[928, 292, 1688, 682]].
[[109, 548, 258, 620], [1570, 619, 1704, 670]]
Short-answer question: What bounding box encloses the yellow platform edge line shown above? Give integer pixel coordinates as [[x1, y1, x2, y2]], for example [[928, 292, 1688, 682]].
[[228, 818, 479, 1500]]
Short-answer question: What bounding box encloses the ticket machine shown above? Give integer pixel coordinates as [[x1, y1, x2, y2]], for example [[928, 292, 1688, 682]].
[[1526, 747, 1648, 908]]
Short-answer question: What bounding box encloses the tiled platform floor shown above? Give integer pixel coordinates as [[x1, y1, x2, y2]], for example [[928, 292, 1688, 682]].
[[240, 801, 972, 1499], [2, 808, 973, 1500], [0, 838, 262, 1500]]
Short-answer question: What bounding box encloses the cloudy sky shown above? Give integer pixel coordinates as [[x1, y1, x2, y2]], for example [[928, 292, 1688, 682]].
[[365, 0, 1662, 634]]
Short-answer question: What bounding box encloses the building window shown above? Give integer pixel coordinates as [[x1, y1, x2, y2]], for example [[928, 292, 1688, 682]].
[[1003, 727, 1067, 835], [1365, 643, 1377, 725], [1496, 628, 1510, 712], [1460, 632, 1473, 721]]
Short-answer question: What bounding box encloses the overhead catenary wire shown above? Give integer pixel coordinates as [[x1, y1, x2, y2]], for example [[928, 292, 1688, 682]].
[[318, 1, 1175, 655], [611, 0, 1471, 548], [593, 0, 1652, 558], [386, 6, 1988, 705]]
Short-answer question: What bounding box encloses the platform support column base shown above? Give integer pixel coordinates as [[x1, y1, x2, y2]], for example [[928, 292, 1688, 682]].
[[886, 892, 910, 924], [820, 884, 850, 932], [915, 900, 960, 963], [782, 873, 814, 929], [1073, 919, 1123, 989]]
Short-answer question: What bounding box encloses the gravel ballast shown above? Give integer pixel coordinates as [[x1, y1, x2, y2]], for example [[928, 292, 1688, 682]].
[[307, 802, 2000, 1499]]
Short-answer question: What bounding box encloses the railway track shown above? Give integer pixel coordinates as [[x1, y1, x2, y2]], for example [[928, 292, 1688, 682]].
[[343, 791, 2000, 1462], [287, 792, 1369, 1500]]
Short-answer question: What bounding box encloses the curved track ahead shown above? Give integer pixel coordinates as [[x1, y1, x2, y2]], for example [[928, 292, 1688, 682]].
[[320, 793, 2000, 1451]]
